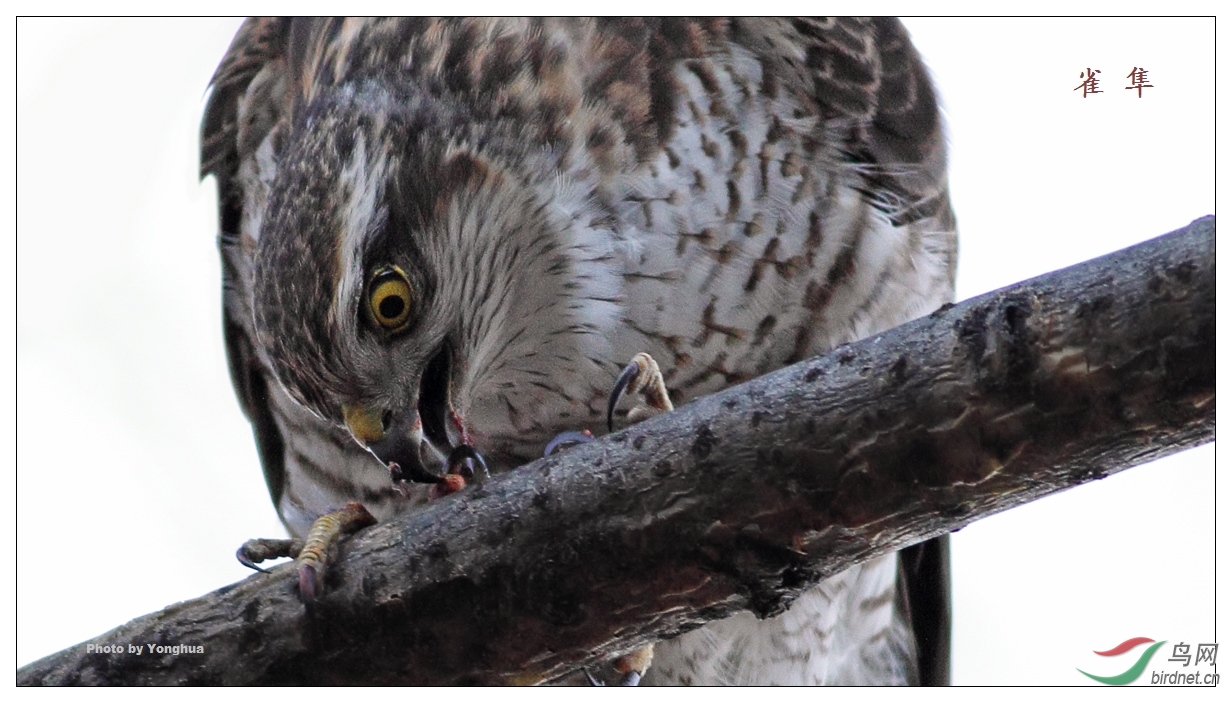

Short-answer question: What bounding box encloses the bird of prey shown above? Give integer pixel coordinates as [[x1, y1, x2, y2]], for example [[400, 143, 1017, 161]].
[[201, 17, 955, 685]]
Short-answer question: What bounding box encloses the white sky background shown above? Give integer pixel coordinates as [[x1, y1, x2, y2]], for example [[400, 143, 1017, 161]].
[[15, 17, 1218, 684]]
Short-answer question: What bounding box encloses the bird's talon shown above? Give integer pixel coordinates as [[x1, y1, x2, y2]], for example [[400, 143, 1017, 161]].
[[236, 545, 268, 573], [607, 353, 673, 432], [613, 644, 654, 686], [236, 553, 269, 573], [236, 537, 301, 573], [424, 444, 490, 499], [543, 429, 594, 457], [297, 563, 319, 606], [583, 668, 605, 687], [607, 361, 641, 432], [292, 503, 377, 607], [447, 444, 489, 483]]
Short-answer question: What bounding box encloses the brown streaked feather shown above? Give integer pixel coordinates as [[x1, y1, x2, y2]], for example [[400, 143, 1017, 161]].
[[203, 19, 944, 193], [200, 17, 290, 180], [731, 18, 949, 225]]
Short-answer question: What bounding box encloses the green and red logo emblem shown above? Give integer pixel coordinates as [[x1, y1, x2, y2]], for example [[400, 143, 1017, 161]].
[[1078, 637, 1166, 685]]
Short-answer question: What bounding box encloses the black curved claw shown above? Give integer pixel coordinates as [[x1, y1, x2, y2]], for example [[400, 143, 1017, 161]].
[[236, 538, 298, 573], [543, 430, 594, 458], [235, 546, 271, 574], [298, 564, 318, 606], [607, 361, 641, 432], [447, 444, 490, 483], [583, 668, 605, 687]]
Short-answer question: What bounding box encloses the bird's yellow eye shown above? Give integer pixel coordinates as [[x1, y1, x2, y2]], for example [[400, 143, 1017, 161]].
[[367, 266, 413, 331]]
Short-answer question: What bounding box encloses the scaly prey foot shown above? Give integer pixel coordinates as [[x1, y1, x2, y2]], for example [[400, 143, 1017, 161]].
[[428, 444, 490, 499]]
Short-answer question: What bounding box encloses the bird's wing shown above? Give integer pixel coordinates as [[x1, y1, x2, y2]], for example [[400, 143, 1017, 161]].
[[202, 18, 293, 509], [727, 18, 952, 227], [200, 18, 289, 185]]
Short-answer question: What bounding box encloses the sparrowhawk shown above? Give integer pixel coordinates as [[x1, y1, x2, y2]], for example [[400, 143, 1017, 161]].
[[201, 17, 955, 685]]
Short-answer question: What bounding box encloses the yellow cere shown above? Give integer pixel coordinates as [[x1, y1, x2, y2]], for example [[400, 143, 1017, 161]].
[[342, 403, 385, 443]]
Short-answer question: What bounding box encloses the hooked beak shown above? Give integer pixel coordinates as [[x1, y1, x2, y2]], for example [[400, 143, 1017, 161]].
[[343, 403, 442, 484], [342, 345, 478, 487]]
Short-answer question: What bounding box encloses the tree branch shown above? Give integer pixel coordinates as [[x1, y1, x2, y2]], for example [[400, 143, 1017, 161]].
[[19, 216, 1215, 686]]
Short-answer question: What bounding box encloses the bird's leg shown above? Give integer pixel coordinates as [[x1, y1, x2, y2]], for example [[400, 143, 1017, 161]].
[[238, 446, 488, 608], [235, 502, 377, 608], [607, 352, 674, 432], [294, 502, 378, 606], [589, 352, 672, 686], [579, 644, 655, 686], [614, 645, 655, 686]]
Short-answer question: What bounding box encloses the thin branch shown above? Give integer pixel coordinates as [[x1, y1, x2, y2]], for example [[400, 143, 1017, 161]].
[[19, 216, 1215, 686]]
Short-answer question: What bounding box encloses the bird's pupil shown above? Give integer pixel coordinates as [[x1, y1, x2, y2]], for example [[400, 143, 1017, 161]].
[[379, 295, 405, 319]]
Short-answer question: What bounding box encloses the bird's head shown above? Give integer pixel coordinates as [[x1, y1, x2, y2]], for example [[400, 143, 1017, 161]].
[[250, 82, 620, 484]]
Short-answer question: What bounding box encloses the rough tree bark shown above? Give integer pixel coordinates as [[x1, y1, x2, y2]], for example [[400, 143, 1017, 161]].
[[18, 216, 1215, 686]]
